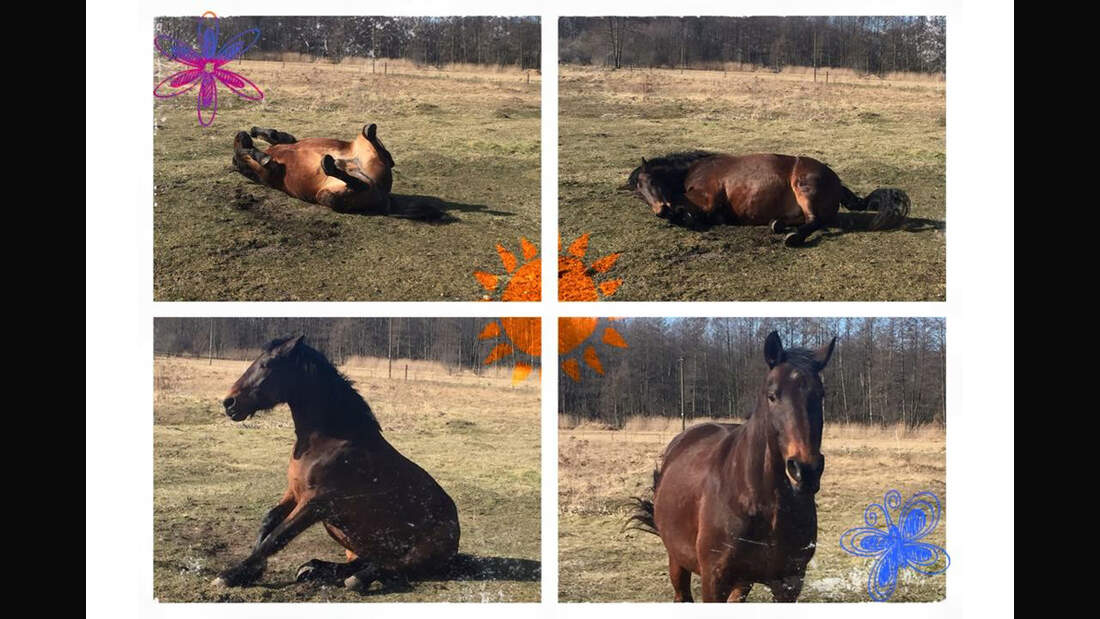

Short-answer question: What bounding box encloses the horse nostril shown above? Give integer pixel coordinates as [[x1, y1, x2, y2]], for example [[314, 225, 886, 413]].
[[786, 459, 802, 482], [223, 397, 235, 409]]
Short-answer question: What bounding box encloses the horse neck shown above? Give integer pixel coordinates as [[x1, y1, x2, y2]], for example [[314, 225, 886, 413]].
[[283, 365, 380, 446], [730, 398, 789, 508]]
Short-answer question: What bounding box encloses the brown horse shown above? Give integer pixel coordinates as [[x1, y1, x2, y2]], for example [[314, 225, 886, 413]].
[[624, 151, 908, 246], [212, 336, 460, 592], [232, 123, 442, 219], [626, 331, 835, 602]]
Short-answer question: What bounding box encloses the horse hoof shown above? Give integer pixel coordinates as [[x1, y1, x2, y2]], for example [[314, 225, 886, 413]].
[[344, 575, 366, 592], [295, 560, 329, 582], [783, 232, 803, 247], [249, 126, 262, 138], [770, 219, 786, 234], [211, 577, 228, 588], [321, 155, 338, 176], [234, 131, 253, 149]]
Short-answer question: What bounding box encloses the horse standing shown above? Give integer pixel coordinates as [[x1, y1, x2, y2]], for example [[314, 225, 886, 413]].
[[212, 336, 460, 591], [626, 331, 835, 602], [624, 152, 908, 245], [232, 123, 442, 219]]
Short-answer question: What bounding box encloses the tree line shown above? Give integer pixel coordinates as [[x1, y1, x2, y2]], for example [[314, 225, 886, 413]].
[[154, 317, 538, 373], [559, 318, 946, 428], [155, 16, 542, 69], [559, 16, 946, 75]]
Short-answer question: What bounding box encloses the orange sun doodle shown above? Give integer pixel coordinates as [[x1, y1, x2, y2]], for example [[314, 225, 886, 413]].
[[558, 317, 628, 382], [479, 317, 541, 384], [559, 234, 622, 301], [474, 238, 540, 301]]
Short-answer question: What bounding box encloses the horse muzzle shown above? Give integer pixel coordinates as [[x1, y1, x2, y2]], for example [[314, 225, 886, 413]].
[[222, 396, 253, 422], [786, 455, 825, 495]]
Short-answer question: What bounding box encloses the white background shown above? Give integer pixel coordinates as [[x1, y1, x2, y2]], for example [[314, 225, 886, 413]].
[[86, 1, 1012, 617]]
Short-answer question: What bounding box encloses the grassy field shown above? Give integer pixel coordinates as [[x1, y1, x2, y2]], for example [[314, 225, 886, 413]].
[[558, 65, 946, 301], [153, 355, 540, 602], [154, 59, 540, 301], [558, 417, 947, 602]]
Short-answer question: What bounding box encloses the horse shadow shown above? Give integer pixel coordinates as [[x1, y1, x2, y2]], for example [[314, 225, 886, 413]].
[[354, 554, 540, 597], [801, 212, 945, 246], [834, 211, 945, 234], [247, 554, 540, 596], [335, 194, 513, 225]]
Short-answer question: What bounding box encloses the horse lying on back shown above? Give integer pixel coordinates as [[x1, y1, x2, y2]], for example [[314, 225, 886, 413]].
[[623, 151, 909, 246], [232, 123, 443, 220]]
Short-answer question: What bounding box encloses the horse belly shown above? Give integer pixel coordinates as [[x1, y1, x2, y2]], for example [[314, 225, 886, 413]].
[[730, 181, 803, 225], [269, 144, 349, 203]]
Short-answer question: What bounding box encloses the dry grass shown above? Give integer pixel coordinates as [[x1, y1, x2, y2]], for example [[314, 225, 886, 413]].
[[153, 58, 539, 301], [558, 64, 946, 301], [153, 356, 540, 602], [558, 419, 946, 602]]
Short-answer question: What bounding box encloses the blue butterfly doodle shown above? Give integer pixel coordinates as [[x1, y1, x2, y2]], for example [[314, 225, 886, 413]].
[[838, 489, 950, 601]]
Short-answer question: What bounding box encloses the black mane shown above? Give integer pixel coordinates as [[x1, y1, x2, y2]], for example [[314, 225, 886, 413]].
[[781, 347, 824, 376], [286, 341, 382, 438], [625, 150, 717, 193]]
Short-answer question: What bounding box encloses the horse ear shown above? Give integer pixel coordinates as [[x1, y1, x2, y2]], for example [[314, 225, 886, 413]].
[[764, 331, 784, 368], [273, 335, 305, 357], [641, 157, 648, 168], [813, 337, 837, 370]]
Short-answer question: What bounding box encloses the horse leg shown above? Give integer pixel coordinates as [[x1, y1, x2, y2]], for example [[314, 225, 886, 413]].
[[295, 526, 366, 582], [250, 126, 298, 145], [783, 216, 823, 247], [668, 557, 693, 602], [726, 582, 753, 602], [769, 575, 804, 602], [343, 562, 384, 593], [252, 490, 296, 551], [321, 154, 371, 192], [213, 501, 322, 587], [699, 562, 735, 602], [233, 131, 282, 186], [295, 557, 365, 583]]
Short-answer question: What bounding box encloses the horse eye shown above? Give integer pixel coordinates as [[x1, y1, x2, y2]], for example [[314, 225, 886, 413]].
[[767, 392, 777, 403]]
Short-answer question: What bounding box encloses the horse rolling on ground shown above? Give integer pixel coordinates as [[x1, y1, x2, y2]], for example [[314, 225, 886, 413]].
[[212, 336, 460, 592], [623, 151, 909, 246], [232, 123, 443, 220], [625, 331, 836, 602]]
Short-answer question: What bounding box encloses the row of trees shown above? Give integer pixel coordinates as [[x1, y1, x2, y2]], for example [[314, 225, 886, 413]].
[[155, 16, 541, 69], [559, 318, 946, 428], [559, 16, 946, 75], [154, 317, 537, 373]]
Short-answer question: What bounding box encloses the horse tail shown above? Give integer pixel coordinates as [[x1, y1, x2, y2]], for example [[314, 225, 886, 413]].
[[387, 196, 454, 223], [621, 467, 662, 536], [839, 185, 910, 230]]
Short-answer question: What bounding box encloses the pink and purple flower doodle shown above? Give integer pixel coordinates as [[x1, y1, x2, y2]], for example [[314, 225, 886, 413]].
[[154, 12, 264, 127]]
